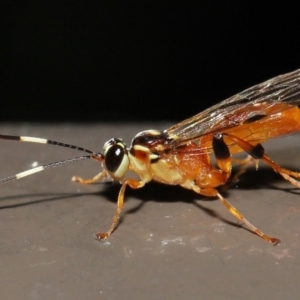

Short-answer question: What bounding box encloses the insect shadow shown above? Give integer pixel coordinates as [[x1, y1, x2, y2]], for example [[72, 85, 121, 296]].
[[230, 164, 300, 194], [98, 165, 300, 233], [0, 191, 90, 209], [0, 165, 298, 235]]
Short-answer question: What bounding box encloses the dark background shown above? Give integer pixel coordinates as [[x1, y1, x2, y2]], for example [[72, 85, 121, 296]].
[[3, 3, 300, 123]]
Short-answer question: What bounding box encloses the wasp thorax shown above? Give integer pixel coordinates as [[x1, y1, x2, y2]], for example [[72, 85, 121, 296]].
[[131, 130, 169, 148], [103, 138, 129, 179]]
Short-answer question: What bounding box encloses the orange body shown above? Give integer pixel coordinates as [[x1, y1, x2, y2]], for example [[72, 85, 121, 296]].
[[1, 69, 300, 244]]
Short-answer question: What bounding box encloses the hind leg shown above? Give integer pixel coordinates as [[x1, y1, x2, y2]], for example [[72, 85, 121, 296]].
[[219, 133, 300, 188]]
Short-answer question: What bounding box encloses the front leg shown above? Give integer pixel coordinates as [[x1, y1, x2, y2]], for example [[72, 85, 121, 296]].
[[72, 169, 110, 184], [96, 179, 146, 240]]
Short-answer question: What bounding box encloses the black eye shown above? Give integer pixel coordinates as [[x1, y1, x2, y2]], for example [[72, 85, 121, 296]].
[[103, 138, 129, 179], [105, 144, 125, 172]]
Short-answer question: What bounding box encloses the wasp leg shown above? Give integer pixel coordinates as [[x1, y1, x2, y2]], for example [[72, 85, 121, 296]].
[[210, 135, 280, 245], [72, 170, 109, 184], [180, 176, 280, 245], [213, 135, 256, 190], [206, 188, 280, 245], [221, 133, 300, 188], [96, 179, 145, 240], [221, 156, 255, 192], [231, 155, 253, 166], [212, 133, 232, 174], [232, 155, 257, 173], [260, 156, 300, 188]]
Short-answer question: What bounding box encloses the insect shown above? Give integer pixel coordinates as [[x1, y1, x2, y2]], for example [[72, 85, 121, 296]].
[[1, 69, 300, 245]]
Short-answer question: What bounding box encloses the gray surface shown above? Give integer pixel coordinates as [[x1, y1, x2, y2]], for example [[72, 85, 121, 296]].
[[0, 123, 300, 300]]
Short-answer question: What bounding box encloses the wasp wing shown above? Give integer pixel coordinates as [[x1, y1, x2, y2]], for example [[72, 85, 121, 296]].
[[166, 69, 300, 152]]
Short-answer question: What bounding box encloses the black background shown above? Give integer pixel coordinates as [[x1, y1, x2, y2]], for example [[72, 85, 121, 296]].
[[3, 3, 300, 123]]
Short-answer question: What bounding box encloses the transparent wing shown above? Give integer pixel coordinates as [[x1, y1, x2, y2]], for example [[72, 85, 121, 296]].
[[166, 69, 300, 148]]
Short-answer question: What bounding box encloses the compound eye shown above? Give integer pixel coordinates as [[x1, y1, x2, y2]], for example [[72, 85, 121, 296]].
[[103, 139, 129, 179]]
